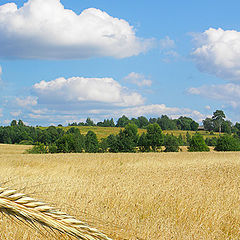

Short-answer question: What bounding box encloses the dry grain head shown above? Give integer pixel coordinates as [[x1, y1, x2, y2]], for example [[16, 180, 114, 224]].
[[0, 187, 112, 240]]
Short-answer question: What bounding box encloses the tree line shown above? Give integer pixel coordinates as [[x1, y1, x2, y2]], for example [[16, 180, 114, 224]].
[[68, 110, 240, 134], [68, 115, 200, 131], [1, 110, 240, 153], [26, 123, 240, 153]]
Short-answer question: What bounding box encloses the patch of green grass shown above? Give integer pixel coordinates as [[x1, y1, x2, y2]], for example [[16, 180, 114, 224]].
[[40, 126, 220, 140], [163, 130, 221, 139], [54, 126, 146, 140]]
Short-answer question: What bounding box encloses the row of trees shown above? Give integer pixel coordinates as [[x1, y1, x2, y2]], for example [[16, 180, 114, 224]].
[[68, 110, 240, 134], [27, 123, 240, 154], [202, 110, 240, 135], [68, 115, 200, 131], [1, 119, 240, 153]]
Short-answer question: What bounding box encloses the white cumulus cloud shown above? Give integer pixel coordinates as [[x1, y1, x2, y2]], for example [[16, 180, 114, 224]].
[[33, 76, 144, 107], [16, 96, 38, 107], [124, 72, 152, 87], [192, 28, 240, 81], [160, 36, 176, 49], [0, 0, 151, 59], [188, 83, 240, 108], [0, 65, 2, 82], [10, 110, 22, 117]]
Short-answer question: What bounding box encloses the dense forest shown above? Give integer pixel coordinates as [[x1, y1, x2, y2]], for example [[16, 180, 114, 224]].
[[1, 110, 240, 153]]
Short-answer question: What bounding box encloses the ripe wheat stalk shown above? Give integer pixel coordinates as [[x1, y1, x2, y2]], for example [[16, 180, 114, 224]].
[[0, 186, 112, 240]]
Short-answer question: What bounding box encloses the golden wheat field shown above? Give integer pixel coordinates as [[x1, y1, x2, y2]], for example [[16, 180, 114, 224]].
[[0, 144, 240, 239]]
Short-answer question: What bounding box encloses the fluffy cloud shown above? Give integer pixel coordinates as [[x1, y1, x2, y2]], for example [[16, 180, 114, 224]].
[[0, 0, 151, 59], [10, 110, 22, 117], [160, 36, 176, 49], [124, 72, 152, 87], [16, 96, 38, 107], [0, 65, 2, 82], [25, 103, 206, 125], [192, 28, 240, 81], [3, 119, 10, 125], [33, 76, 144, 107], [0, 108, 2, 117], [188, 83, 240, 108]]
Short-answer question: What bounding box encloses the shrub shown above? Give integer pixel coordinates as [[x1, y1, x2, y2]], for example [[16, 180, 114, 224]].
[[214, 134, 240, 151], [98, 138, 108, 153], [188, 133, 210, 152], [48, 143, 58, 153], [27, 142, 48, 154], [117, 124, 139, 152], [106, 134, 119, 153], [164, 134, 179, 152], [205, 137, 217, 146], [85, 131, 99, 153], [138, 132, 150, 152], [19, 140, 33, 145], [146, 123, 164, 151]]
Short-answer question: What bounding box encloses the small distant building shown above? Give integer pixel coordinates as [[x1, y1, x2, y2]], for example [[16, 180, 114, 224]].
[[198, 126, 205, 131]]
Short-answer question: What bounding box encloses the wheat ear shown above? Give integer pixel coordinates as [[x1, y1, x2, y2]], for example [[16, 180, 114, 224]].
[[0, 187, 112, 240]]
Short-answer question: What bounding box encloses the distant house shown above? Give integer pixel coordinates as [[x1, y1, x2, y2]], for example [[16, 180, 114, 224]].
[[198, 126, 205, 131]]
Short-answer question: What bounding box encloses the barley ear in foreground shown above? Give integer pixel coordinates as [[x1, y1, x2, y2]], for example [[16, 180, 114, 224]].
[[0, 187, 112, 240]]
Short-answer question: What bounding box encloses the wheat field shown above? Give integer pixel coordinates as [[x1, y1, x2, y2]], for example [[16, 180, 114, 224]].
[[0, 144, 240, 239]]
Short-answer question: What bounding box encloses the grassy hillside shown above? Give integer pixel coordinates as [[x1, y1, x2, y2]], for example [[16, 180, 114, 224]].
[[41, 125, 220, 140], [0, 151, 239, 239]]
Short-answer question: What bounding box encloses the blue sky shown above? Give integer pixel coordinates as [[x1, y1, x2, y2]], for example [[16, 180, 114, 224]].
[[0, 0, 240, 126]]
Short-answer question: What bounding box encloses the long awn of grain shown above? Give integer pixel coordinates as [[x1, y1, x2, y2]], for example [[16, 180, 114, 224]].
[[0, 187, 112, 240]]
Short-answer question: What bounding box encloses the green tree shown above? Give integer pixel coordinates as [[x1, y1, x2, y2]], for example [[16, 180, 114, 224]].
[[149, 118, 157, 124], [176, 116, 194, 130], [98, 138, 109, 152], [18, 119, 24, 126], [157, 115, 177, 130], [146, 123, 164, 151], [48, 143, 58, 153], [203, 118, 214, 132], [97, 118, 115, 127], [85, 118, 95, 126], [138, 132, 150, 152], [212, 110, 226, 134], [190, 121, 199, 131], [177, 134, 184, 146], [205, 137, 217, 146], [137, 116, 149, 128], [164, 134, 179, 152], [55, 134, 74, 153], [116, 115, 130, 127], [221, 120, 232, 134], [130, 118, 140, 128], [215, 135, 240, 151], [117, 123, 139, 152], [66, 127, 81, 135], [188, 133, 210, 152], [186, 132, 191, 146], [85, 131, 99, 153], [106, 134, 119, 153], [28, 142, 48, 154], [10, 120, 17, 126]]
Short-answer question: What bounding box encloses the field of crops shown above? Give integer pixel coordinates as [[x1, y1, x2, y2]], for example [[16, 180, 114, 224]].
[[0, 145, 239, 239]]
